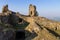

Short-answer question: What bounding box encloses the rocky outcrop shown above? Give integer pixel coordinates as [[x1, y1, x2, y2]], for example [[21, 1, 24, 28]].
[[0, 4, 60, 40], [0, 26, 15, 40]]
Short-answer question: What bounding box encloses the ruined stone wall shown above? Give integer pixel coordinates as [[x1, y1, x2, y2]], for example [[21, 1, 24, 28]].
[[29, 4, 38, 17], [0, 5, 21, 25], [2, 5, 9, 13]]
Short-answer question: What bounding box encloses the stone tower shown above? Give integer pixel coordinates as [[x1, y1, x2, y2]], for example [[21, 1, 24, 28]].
[[2, 5, 9, 13], [2, 5, 12, 16], [29, 4, 38, 16]]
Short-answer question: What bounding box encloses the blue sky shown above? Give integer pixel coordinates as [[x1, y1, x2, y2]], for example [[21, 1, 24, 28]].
[[0, 0, 60, 18]]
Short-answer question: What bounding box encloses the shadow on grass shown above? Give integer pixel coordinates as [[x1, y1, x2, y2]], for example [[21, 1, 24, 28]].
[[35, 22, 43, 29], [13, 19, 30, 29], [15, 30, 38, 40], [45, 27, 60, 37]]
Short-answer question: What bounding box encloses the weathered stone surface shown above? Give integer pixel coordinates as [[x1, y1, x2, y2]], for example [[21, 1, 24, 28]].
[[0, 26, 15, 40], [2, 5, 9, 13], [29, 4, 38, 17], [0, 4, 60, 40], [1, 15, 9, 24]]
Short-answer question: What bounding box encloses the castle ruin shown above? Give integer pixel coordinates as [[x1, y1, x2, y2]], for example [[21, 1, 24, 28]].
[[29, 4, 38, 16], [2, 5, 9, 13], [0, 4, 60, 40]]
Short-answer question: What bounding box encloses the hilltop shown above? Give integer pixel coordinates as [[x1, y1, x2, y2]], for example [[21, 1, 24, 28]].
[[0, 4, 60, 40]]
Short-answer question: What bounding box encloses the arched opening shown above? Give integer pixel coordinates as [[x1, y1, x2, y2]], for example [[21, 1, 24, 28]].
[[30, 11, 32, 15], [15, 30, 25, 40], [19, 18, 23, 23]]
